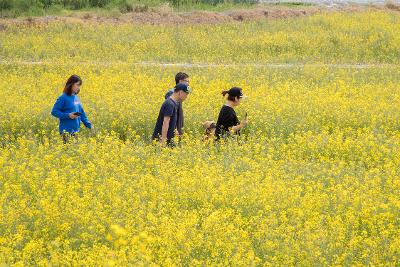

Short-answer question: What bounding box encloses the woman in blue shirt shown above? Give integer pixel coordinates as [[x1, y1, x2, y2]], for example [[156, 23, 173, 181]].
[[51, 75, 93, 143]]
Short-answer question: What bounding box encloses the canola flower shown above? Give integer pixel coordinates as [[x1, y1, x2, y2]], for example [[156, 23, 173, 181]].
[[1, 11, 400, 64], [1, 11, 400, 266]]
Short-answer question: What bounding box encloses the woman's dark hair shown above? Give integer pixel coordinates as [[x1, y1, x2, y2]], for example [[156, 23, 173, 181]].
[[63, 75, 82, 96], [175, 72, 189, 85], [222, 90, 237, 101]]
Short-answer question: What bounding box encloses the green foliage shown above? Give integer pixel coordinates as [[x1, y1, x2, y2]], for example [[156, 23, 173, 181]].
[[0, 0, 258, 17]]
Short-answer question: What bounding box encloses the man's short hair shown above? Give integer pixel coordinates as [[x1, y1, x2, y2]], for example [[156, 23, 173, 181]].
[[175, 72, 189, 85]]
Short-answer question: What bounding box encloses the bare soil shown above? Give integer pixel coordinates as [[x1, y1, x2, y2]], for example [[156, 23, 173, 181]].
[[0, 4, 399, 27]]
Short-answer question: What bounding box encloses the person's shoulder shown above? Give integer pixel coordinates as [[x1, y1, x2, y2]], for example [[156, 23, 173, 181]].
[[162, 97, 174, 107], [220, 105, 235, 116], [165, 88, 174, 98], [166, 97, 178, 105], [221, 105, 231, 111], [225, 105, 235, 111], [57, 93, 67, 100]]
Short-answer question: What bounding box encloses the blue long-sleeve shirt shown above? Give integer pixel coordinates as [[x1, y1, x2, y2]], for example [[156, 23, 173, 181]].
[[51, 93, 92, 134]]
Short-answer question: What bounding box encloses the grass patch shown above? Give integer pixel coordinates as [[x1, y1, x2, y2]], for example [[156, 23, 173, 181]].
[[0, 0, 265, 18]]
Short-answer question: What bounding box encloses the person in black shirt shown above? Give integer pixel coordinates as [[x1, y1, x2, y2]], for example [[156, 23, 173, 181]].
[[164, 72, 190, 137], [152, 83, 191, 146], [215, 87, 248, 140]]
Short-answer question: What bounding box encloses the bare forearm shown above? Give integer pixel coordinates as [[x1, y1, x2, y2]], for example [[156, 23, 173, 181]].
[[161, 117, 170, 142], [161, 125, 169, 140]]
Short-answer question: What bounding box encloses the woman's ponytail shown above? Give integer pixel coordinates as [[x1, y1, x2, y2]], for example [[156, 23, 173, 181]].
[[222, 90, 237, 101]]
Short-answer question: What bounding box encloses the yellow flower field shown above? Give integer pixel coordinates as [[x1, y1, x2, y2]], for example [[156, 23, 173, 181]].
[[1, 11, 400, 266]]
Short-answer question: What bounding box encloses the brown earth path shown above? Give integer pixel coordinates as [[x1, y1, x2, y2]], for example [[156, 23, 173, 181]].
[[0, 3, 399, 26]]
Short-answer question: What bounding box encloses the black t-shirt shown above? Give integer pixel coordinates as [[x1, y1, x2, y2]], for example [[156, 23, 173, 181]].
[[215, 105, 239, 139], [165, 89, 184, 135], [152, 97, 178, 141]]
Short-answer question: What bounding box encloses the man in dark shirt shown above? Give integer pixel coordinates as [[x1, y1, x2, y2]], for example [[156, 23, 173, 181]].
[[153, 83, 191, 146], [165, 72, 190, 136]]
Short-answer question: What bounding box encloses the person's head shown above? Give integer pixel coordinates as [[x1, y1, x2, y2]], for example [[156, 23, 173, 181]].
[[63, 75, 82, 96], [175, 72, 189, 85], [173, 83, 191, 102], [222, 87, 244, 106]]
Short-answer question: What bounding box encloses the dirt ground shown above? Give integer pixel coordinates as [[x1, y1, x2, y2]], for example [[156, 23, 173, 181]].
[[0, 3, 399, 26]]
